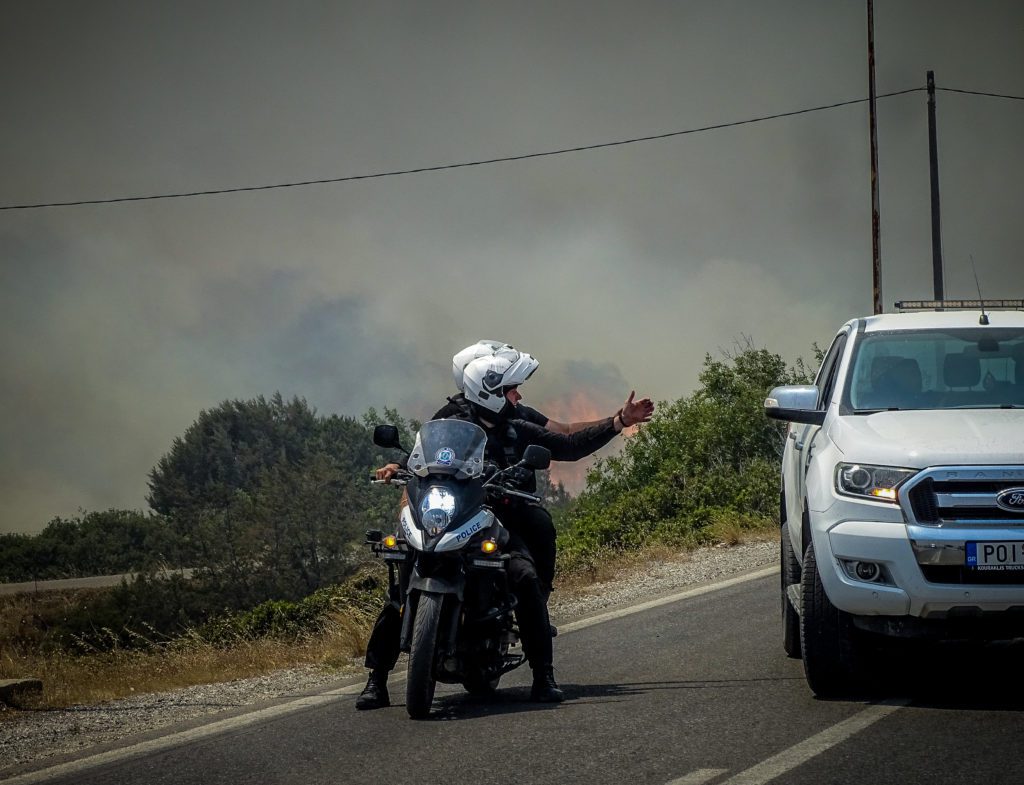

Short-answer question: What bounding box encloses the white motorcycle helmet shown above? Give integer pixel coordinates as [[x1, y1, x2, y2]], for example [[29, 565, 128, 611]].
[[451, 340, 513, 392], [463, 350, 539, 415]]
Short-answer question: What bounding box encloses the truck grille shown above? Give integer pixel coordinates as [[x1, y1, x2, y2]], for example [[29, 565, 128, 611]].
[[902, 467, 1024, 526]]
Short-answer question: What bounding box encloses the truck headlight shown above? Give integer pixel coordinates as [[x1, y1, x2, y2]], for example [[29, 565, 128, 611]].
[[835, 463, 916, 503]]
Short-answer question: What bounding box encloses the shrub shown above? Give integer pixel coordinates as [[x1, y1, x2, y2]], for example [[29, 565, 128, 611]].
[[557, 343, 815, 574]]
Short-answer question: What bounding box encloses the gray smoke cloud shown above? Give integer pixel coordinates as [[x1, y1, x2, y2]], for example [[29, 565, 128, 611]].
[[2, 1, 1022, 532]]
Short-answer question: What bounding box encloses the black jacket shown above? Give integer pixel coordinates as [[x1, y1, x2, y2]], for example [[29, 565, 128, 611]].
[[430, 394, 618, 470]]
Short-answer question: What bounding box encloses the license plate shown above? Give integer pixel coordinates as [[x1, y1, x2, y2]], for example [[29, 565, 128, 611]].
[[966, 541, 1024, 571]]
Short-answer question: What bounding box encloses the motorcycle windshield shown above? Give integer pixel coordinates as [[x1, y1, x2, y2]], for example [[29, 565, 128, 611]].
[[408, 419, 487, 480]]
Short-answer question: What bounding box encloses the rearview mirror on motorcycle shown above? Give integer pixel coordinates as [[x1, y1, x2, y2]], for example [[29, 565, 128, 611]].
[[521, 444, 551, 471], [373, 424, 407, 452]]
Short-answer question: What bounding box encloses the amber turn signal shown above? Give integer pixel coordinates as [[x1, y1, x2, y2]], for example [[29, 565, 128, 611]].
[[383, 534, 398, 548], [481, 539, 498, 554]]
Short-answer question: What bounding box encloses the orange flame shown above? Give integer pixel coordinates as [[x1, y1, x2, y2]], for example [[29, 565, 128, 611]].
[[528, 390, 624, 495]]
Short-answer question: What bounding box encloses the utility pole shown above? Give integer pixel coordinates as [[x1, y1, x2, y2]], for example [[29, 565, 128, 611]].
[[867, 0, 882, 314], [927, 71, 945, 300]]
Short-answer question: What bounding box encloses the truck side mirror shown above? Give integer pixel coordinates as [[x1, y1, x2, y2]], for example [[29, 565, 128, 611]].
[[764, 385, 826, 425]]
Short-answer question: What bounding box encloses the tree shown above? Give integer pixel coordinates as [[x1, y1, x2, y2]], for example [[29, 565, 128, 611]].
[[145, 394, 407, 603]]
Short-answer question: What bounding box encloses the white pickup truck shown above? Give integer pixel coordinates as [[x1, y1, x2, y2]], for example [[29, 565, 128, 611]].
[[765, 306, 1024, 696]]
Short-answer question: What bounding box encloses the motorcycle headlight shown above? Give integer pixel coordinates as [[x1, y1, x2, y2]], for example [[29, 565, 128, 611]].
[[420, 487, 458, 536], [835, 463, 916, 503]]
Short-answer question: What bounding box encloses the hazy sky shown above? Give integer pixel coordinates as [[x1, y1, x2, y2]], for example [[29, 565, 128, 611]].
[[2, 1, 1022, 533]]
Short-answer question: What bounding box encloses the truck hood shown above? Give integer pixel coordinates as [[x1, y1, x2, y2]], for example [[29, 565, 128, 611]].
[[827, 410, 1024, 468]]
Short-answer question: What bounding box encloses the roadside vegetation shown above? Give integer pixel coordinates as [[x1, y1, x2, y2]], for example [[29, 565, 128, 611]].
[[555, 343, 817, 576], [0, 343, 816, 711]]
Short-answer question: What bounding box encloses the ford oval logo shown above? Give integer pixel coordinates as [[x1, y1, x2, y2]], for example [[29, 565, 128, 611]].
[[995, 488, 1024, 513]]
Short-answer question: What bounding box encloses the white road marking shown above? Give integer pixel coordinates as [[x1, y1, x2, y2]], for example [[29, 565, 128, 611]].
[[718, 699, 909, 785], [667, 768, 730, 785], [3, 565, 777, 784], [0, 682, 371, 785]]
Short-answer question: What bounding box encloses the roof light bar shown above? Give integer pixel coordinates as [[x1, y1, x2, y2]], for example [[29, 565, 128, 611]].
[[894, 299, 1024, 311]]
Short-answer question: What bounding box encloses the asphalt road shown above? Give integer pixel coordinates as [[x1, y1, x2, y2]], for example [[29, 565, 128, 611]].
[[6, 567, 1023, 785], [0, 570, 195, 596]]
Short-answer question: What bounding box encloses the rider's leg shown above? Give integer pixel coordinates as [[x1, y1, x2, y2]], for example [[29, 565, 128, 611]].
[[505, 531, 564, 703]]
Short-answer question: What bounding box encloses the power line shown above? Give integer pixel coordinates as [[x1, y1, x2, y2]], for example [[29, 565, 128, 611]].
[[936, 86, 1024, 102], [0, 87, 929, 212]]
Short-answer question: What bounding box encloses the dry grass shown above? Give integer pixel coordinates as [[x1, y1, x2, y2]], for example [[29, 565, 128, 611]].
[[0, 611, 371, 712], [554, 543, 690, 594], [703, 514, 774, 547], [553, 523, 776, 599], [0, 589, 104, 652]]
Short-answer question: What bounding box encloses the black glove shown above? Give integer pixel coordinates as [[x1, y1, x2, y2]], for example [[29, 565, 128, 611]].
[[507, 466, 533, 488]]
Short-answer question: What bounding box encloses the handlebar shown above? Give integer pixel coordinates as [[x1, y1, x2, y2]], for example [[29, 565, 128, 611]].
[[369, 468, 413, 487], [369, 466, 541, 502], [498, 487, 542, 503]]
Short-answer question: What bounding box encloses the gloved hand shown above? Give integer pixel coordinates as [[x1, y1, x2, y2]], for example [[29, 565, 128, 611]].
[[506, 466, 533, 488]]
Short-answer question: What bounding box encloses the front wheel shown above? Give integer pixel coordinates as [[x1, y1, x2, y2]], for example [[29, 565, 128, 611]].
[[799, 541, 865, 698], [406, 592, 444, 719]]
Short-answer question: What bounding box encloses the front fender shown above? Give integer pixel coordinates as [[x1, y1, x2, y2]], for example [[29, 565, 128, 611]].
[[408, 572, 466, 600], [399, 584, 464, 654]]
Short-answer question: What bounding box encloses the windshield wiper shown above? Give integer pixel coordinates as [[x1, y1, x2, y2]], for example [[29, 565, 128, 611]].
[[948, 403, 1023, 410], [852, 407, 902, 415]]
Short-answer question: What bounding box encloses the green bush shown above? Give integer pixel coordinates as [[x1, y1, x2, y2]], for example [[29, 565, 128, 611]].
[[32, 563, 388, 654], [199, 565, 388, 644], [557, 344, 816, 574]]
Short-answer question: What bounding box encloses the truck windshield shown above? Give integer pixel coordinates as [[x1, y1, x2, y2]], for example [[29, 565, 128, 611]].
[[844, 327, 1024, 411]]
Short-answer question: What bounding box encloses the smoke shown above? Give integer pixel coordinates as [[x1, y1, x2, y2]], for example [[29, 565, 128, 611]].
[[2, 2, 1022, 533], [528, 362, 630, 491]]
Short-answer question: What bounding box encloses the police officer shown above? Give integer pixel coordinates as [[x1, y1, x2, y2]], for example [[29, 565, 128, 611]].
[[357, 348, 650, 709]]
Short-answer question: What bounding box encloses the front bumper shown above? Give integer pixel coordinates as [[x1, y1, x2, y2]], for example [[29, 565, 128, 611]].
[[813, 521, 1024, 621]]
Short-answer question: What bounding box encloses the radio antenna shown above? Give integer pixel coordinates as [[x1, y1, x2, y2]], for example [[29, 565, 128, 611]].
[[970, 254, 989, 325]]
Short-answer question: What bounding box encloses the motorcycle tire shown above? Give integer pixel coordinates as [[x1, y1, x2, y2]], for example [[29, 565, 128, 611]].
[[406, 591, 444, 719]]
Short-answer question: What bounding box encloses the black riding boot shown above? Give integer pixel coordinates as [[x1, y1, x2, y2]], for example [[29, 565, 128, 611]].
[[530, 665, 564, 703], [355, 670, 390, 710]]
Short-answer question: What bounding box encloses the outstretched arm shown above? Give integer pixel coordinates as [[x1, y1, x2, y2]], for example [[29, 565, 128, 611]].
[[546, 390, 654, 434], [517, 418, 622, 462]]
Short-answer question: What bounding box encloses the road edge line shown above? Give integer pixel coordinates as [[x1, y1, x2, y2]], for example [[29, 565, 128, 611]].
[[558, 565, 778, 635]]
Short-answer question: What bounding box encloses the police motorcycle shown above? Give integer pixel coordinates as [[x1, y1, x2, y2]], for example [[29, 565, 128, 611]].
[[368, 419, 551, 719]]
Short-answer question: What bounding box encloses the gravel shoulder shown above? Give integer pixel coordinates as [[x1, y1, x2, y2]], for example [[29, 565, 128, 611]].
[[0, 539, 778, 774]]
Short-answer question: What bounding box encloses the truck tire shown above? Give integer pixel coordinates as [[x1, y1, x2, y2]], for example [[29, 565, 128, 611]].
[[800, 541, 864, 698], [406, 592, 443, 719], [781, 522, 801, 658]]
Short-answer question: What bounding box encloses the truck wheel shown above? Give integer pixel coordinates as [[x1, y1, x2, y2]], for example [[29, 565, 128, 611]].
[[406, 592, 443, 719], [800, 542, 864, 698], [781, 523, 801, 658]]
